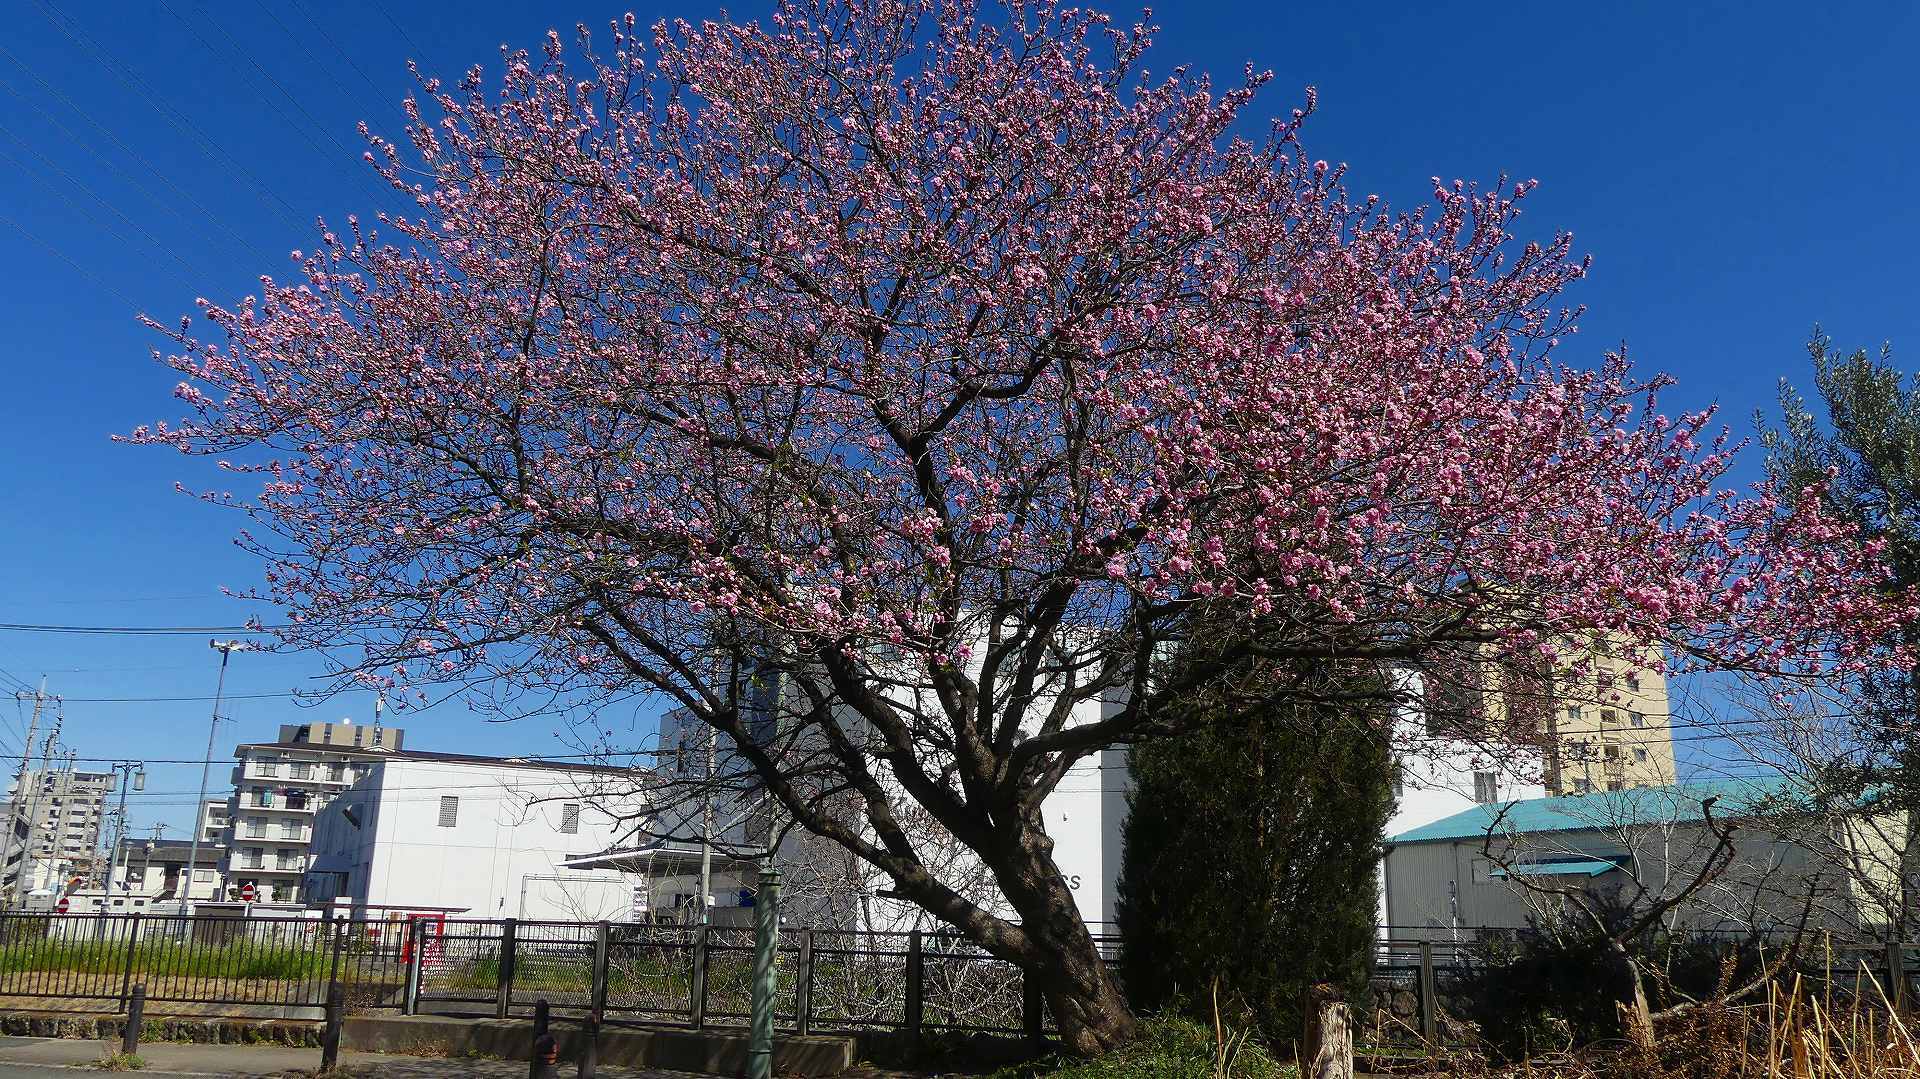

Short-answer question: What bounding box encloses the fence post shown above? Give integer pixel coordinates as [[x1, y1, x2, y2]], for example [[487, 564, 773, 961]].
[[118, 913, 142, 1011], [690, 924, 708, 1030], [327, 916, 348, 1008], [795, 928, 814, 1037], [1890, 941, 1908, 1012], [529, 998, 554, 1079], [320, 982, 344, 1070], [579, 921, 609, 1079], [121, 983, 145, 1057], [1417, 940, 1438, 1042], [403, 918, 426, 1016], [1022, 966, 1044, 1048], [496, 918, 520, 1020], [905, 929, 925, 1048], [590, 921, 611, 1017]]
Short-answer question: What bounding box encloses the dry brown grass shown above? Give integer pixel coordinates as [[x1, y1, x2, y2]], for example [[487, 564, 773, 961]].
[[1435, 966, 1920, 1078]]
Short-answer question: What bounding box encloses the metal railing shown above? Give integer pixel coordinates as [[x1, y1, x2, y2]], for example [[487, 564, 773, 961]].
[[0, 911, 1111, 1041]]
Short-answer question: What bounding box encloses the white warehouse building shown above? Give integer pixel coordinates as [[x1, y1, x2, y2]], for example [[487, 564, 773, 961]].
[[304, 750, 645, 922]]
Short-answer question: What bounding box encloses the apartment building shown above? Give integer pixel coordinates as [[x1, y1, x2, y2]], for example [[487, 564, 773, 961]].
[[1544, 642, 1677, 795], [222, 720, 405, 903], [1, 768, 114, 895], [196, 800, 230, 847]]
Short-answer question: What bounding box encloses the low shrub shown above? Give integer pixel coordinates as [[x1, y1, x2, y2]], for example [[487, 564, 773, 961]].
[[994, 1015, 1287, 1079]]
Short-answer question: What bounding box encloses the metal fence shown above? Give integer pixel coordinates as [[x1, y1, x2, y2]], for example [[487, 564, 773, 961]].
[[0, 912, 406, 1012], [0, 911, 1114, 1041]]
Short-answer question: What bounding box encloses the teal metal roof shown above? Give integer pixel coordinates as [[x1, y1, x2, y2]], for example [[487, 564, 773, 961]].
[[1389, 775, 1807, 845], [1491, 857, 1626, 878]]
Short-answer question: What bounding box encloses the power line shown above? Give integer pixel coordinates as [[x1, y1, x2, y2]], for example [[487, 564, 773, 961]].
[[22, 0, 307, 230], [0, 44, 258, 255], [0, 122, 203, 284], [158, 0, 395, 211], [270, 0, 415, 139], [0, 207, 145, 312]]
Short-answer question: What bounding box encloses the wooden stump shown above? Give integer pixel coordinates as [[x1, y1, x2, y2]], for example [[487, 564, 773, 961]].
[[1303, 983, 1354, 1079]]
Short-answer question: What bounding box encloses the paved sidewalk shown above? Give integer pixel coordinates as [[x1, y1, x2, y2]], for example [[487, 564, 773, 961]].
[[0, 1035, 713, 1076]]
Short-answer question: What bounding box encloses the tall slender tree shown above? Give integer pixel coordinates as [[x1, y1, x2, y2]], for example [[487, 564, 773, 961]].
[[1760, 331, 1920, 808], [131, 2, 1909, 1053]]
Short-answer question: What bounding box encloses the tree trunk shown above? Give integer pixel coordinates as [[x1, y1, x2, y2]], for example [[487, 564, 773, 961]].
[[998, 820, 1138, 1056], [1302, 984, 1354, 1079]]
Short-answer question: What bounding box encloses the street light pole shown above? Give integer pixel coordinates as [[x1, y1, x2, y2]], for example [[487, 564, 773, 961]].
[[186, 640, 249, 910]]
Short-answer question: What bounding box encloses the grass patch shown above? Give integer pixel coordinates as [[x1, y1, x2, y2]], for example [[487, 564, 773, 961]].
[[94, 1051, 145, 1071], [0, 938, 331, 981], [994, 1015, 1290, 1079]]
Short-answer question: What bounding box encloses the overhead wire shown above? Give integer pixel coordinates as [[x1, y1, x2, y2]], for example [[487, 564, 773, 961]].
[[0, 45, 259, 255], [0, 123, 203, 285], [156, 0, 397, 211], [22, 0, 308, 231]]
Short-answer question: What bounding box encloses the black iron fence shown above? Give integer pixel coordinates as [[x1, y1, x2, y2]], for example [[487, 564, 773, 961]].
[[0, 911, 1116, 1042]]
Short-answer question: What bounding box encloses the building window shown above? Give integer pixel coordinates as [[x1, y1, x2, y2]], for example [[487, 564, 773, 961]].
[[1630, 711, 1646, 728], [1626, 673, 1642, 692], [1607, 780, 1625, 792], [243, 850, 263, 869], [1634, 748, 1649, 763], [1604, 745, 1621, 760], [1472, 772, 1498, 805], [560, 803, 581, 834], [193, 870, 214, 883], [1573, 778, 1593, 794], [291, 762, 313, 780], [246, 818, 266, 839], [328, 764, 345, 782], [1601, 709, 1617, 723], [252, 789, 273, 808], [438, 796, 459, 828]]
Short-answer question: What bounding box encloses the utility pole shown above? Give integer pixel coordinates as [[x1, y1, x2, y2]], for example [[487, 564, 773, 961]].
[[187, 640, 250, 910], [1, 679, 49, 905], [104, 762, 144, 893], [699, 720, 715, 926], [17, 705, 64, 904]]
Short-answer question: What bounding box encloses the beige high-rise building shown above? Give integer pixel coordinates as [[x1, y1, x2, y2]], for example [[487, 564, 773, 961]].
[[1541, 640, 1676, 795]]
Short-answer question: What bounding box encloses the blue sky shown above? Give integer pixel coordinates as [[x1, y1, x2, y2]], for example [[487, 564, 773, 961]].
[[0, 0, 1915, 835]]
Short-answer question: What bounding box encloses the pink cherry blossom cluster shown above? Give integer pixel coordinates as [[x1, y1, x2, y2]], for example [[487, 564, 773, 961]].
[[128, 0, 1911, 705]]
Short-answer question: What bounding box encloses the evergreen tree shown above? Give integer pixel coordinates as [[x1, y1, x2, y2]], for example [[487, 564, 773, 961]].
[[1759, 330, 1920, 810], [1115, 656, 1394, 1044]]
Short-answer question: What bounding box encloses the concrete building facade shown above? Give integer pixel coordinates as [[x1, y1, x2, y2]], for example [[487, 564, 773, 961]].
[[110, 837, 223, 902], [304, 753, 639, 920]]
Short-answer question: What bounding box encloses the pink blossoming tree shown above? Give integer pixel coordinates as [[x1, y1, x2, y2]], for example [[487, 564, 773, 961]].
[[133, 0, 1910, 1052]]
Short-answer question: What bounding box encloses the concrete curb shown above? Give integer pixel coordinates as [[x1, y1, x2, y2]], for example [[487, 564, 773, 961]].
[[346, 1014, 857, 1076], [0, 1009, 859, 1076], [0, 1009, 322, 1046]]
